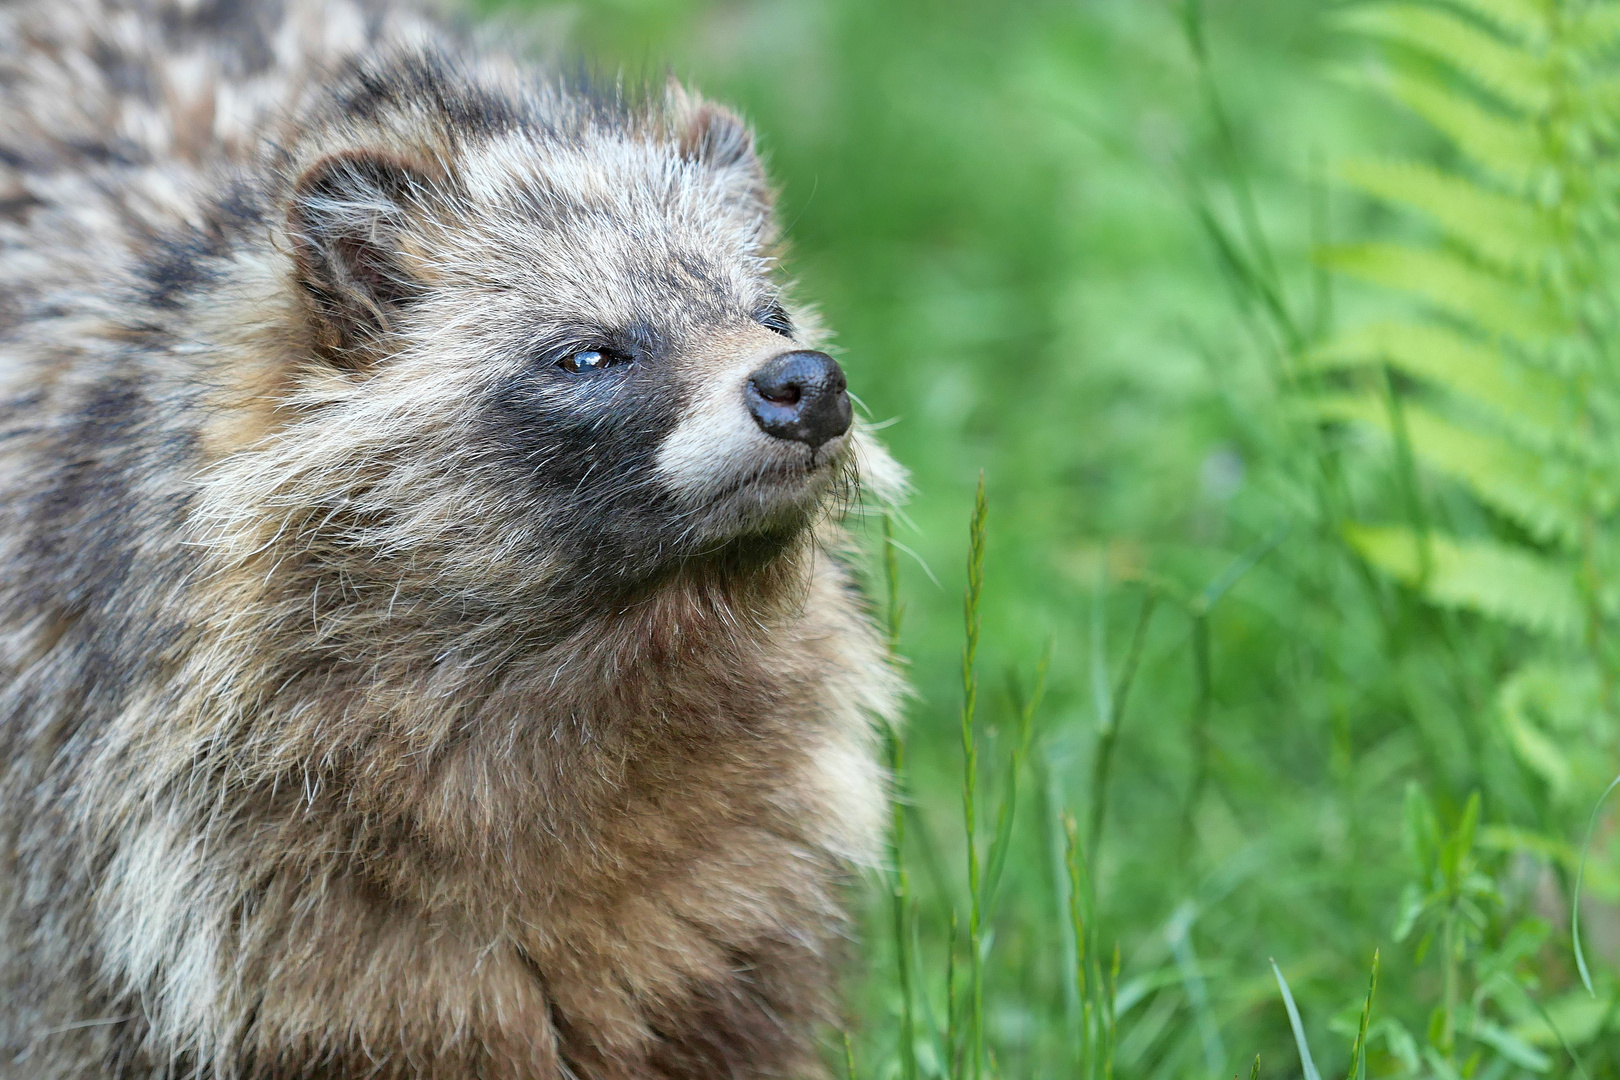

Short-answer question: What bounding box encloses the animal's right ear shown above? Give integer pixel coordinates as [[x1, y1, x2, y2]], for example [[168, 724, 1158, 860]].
[[665, 79, 774, 228], [286, 151, 428, 368]]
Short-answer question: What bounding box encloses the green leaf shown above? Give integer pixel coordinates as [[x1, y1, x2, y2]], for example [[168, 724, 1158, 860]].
[[1510, 987, 1617, 1047], [1500, 697, 1574, 794], [1479, 823, 1620, 897], [1305, 322, 1571, 441], [1443, 790, 1481, 883], [1338, 159, 1551, 270], [1318, 243, 1562, 342], [1342, 4, 1550, 114], [1382, 67, 1540, 186], [1470, 1017, 1553, 1071], [1403, 782, 1441, 871], [1392, 881, 1428, 942], [1343, 523, 1582, 637]]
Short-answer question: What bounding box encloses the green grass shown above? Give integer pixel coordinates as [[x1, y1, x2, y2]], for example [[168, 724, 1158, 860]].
[[474, 0, 1620, 1076]]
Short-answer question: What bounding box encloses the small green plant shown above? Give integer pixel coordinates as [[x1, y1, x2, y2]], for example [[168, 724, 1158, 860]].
[[863, 482, 1104, 1080]]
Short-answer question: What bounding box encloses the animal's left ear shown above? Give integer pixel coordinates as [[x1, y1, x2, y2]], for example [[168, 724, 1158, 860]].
[[666, 79, 775, 226], [286, 150, 430, 368]]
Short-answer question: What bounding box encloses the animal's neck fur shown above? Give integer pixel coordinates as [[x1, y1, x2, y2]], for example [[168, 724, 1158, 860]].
[[84, 502, 830, 844]]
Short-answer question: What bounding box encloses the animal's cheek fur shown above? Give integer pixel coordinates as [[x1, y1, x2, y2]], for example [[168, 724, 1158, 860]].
[[652, 345, 851, 522], [654, 350, 779, 497]]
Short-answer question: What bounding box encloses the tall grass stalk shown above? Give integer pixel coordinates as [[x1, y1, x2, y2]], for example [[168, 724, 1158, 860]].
[[881, 513, 917, 1080], [959, 473, 988, 1080], [946, 912, 959, 1077], [1063, 811, 1115, 1080], [1063, 812, 1090, 1069], [1346, 951, 1378, 1080], [983, 649, 1048, 913], [1087, 592, 1158, 857]]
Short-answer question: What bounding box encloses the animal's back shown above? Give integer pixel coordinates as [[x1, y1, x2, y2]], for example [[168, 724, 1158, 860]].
[[0, 0, 418, 321], [0, 2, 354, 1071], [0, 0, 414, 769]]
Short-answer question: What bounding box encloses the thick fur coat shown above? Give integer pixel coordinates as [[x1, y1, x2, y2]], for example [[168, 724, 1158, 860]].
[[0, 1, 903, 1076]]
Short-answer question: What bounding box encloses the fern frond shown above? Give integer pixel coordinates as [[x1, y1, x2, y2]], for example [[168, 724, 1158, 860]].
[[1574, 3, 1620, 51], [1344, 523, 1582, 637], [1342, 4, 1550, 113], [1578, 71, 1620, 141], [1444, 0, 1546, 40], [1500, 671, 1575, 795], [1305, 393, 1583, 544], [1499, 660, 1608, 798], [1387, 404, 1583, 546], [1317, 243, 1560, 342], [1322, 0, 1620, 650], [1306, 322, 1571, 440], [1300, 393, 1383, 428], [1338, 159, 1551, 271], [1382, 68, 1539, 186]]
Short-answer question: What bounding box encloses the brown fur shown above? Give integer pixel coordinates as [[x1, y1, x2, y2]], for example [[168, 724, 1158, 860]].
[[0, 1, 903, 1076]]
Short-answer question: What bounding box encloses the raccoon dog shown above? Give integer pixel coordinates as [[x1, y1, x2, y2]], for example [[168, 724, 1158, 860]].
[[0, 0, 903, 1076]]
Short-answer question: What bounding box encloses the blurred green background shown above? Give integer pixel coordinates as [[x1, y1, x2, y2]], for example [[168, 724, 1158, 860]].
[[472, 2, 1620, 1077]]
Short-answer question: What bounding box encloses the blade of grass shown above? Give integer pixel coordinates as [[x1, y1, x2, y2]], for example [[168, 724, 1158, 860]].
[[1346, 950, 1378, 1080], [1105, 943, 1119, 1080], [1180, 610, 1213, 862], [1166, 901, 1224, 1076], [882, 514, 904, 653], [1182, 525, 1291, 856], [1520, 988, 1594, 1080], [1194, 524, 1291, 613], [984, 648, 1051, 912], [1574, 772, 1620, 994], [1039, 745, 1082, 1038], [1271, 958, 1324, 1080], [947, 912, 960, 1080], [1063, 811, 1090, 1066], [1090, 571, 1111, 734], [1181, 0, 1284, 315], [1089, 591, 1159, 856], [909, 901, 950, 1075]]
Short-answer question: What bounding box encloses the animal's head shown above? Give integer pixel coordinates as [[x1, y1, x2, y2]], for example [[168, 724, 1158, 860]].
[[212, 56, 900, 613]]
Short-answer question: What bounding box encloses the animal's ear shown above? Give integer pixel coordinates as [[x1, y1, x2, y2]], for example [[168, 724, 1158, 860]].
[[286, 151, 428, 367], [665, 79, 774, 223]]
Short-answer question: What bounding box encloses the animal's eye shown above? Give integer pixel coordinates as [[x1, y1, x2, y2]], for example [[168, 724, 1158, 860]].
[[755, 302, 794, 338], [557, 348, 624, 374]]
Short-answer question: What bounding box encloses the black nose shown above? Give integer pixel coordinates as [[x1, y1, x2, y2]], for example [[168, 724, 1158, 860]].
[[745, 350, 852, 449]]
